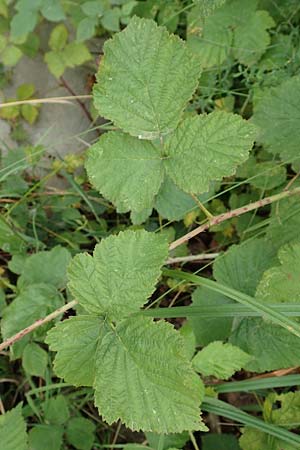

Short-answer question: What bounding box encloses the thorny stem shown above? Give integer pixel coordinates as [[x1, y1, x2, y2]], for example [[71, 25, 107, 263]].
[[0, 300, 78, 352], [169, 186, 300, 250], [1, 186, 300, 351]]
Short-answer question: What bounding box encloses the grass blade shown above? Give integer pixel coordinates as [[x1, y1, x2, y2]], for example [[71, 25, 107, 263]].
[[202, 396, 300, 446], [163, 269, 300, 338], [214, 375, 300, 393], [142, 304, 300, 319]]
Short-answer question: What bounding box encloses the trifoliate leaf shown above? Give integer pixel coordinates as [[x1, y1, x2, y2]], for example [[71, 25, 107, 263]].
[[67, 230, 168, 320], [93, 17, 200, 140], [256, 242, 300, 303], [46, 316, 105, 386], [17, 83, 35, 100], [62, 42, 92, 67], [252, 76, 300, 165], [82, 1, 104, 16], [66, 417, 96, 450], [17, 246, 71, 289], [22, 342, 48, 377], [10, 10, 38, 38], [44, 51, 65, 78], [233, 10, 275, 66], [0, 404, 27, 450], [101, 8, 121, 32], [86, 132, 163, 216], [164, 112, 256, 194], [230, 318, 300, 372], [213, 238, 277, 296], [94, 316, 206, 433], [192, 341, 252, 379], [189, 287, 233, 346]]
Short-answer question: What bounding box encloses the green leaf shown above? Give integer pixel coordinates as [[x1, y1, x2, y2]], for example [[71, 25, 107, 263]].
[[40, 0, 66, 21], [68, 230, 168, 319], [187, 3, 232, 67], [233, 10, 275, 65], [266, 193, 300, 250], [256, 242, 300, 304], [267, 391, 300, 428], [46, 315, 106, 386], [0, 217, 25, 254], [164, 112, 256, 194], [44, 50, 65, 78], [82, 1, 104, 16], [17, 83, 35, 100], [213, 238, 277, 296], [189, 287, 233, 346], [1, 284, 63, 343], [62, 42, 92, 67], [18, 246, 71, 290], [21, 104, 39, 124], [43, 395, 70, 425], [239, 427, 297, 450], [66, 417, 96, 450], [192, 341, 252, 379], [252, 76, 300, 165], [1, 45, 22, 66], [230, 318, 300, 372], [93, 16, 200, 140], [146, 431, 189, 450], [202, 434, 241, 450], [155, 176, 198, 221], [245, 161, 287, 190], [94, 316, 206, 433], [49, 24, 68, 51], [76, 17, 97, 42], [28, 425, 64, 450], [10, 10, 38, 38], [101, 8, 121, 32], [0, 404, 28, 450], [86, 132, 163, 217], [22, 342, 48, 377]]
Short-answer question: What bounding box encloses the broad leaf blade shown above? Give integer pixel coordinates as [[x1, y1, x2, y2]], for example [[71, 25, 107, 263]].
[[192, 341, 252, 379], [252, 76, 300, 165], [46, 315, 105, 386], [68, 230, 168, 319], [0, 404, 27, 450], [94, 316, 206, 433], [86, 132, 163, 218], [93, 16, 200, 139], [164, 112, 256, 194]]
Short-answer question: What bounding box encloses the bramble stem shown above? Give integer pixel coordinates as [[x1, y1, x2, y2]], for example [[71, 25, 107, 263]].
[[169, 186, 300, 250], [0, 300, 78, 352], [1, 186, 300, 351]]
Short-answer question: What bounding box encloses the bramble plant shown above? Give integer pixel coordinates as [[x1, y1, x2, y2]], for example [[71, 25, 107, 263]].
[[2, 2, 300, 450]]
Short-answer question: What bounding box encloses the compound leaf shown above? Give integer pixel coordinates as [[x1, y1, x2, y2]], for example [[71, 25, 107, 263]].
[[86, 132, 163, 218], [93, 16, 200, 140], [192, 341, 252, 379], [46, 315, 105, 386], [94, 316, 206, 433], [0, 404, 27, 450], [164, 112, 256, 194], [67, 230, 168, 320]]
